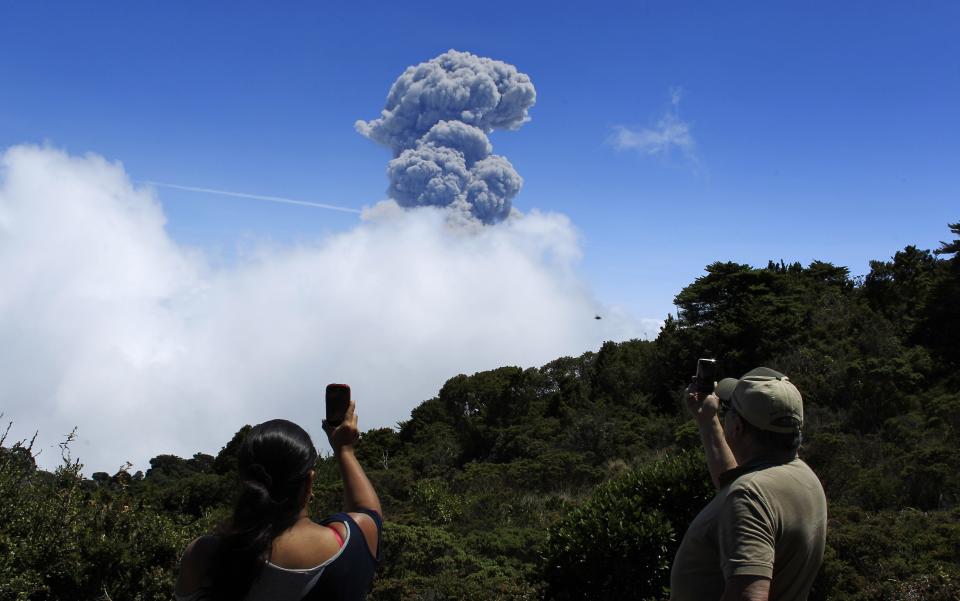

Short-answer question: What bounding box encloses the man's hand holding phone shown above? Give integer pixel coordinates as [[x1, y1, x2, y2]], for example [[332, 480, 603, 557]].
[[687, 381, 721, 426], [687, 358, 720, 426]]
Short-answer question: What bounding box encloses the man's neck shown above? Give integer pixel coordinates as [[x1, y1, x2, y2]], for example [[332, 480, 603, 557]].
[[718, 449, 798, 487], [733, 440, 797, 467]]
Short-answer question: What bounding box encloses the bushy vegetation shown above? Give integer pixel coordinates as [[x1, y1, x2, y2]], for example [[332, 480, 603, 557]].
[[543, 451, 713, 601], [1, 222, 958, 600], [0, 431, 213, 600]]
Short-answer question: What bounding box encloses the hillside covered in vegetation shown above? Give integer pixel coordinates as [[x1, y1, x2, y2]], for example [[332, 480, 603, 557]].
[[2, 223, 959, 600]]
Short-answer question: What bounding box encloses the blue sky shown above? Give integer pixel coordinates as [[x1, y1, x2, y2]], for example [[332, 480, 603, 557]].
[[2, 1, 958, 321], [2, 2, 959, 469]]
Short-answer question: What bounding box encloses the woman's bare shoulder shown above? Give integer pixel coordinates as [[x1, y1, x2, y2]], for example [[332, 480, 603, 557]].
[[183, 535, 219, 562], [270, 520, 342, 569], [176, 536, 219, 595]]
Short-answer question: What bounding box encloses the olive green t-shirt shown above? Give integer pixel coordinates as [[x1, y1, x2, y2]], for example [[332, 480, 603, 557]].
[[670, 458, 827, 601]]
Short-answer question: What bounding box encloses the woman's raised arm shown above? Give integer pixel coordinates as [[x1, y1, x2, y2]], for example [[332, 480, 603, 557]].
[[324, 400, 382, 555]]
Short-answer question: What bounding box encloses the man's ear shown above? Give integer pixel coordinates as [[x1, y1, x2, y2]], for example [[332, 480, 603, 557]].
[[732, 413, 747, 440]]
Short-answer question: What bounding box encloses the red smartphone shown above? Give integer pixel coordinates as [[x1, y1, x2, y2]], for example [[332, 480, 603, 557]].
[[325, 383, 351, 427]]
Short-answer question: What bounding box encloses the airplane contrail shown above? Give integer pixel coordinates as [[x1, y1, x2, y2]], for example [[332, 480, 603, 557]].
[[143, 181, 362, 214]]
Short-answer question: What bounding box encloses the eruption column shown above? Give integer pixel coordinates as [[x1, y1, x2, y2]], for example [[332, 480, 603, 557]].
[[356, 50, 536, 225]]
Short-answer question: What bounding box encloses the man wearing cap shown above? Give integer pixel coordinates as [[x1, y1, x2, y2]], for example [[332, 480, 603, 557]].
[[670, 367, 827, 601]]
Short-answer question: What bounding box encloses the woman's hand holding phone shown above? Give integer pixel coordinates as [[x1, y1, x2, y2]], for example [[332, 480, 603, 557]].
[[324, 398, 360, 452]]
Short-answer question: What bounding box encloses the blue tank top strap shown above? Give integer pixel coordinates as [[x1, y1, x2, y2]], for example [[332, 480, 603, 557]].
[[352, 508, 383, 531], [354, 509, 382, 562], [321, 510, 381, 562], [302, 511, 381, 600]]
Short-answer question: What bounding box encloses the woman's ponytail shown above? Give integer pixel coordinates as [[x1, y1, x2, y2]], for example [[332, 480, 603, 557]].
[[208, 420, 318, 601]]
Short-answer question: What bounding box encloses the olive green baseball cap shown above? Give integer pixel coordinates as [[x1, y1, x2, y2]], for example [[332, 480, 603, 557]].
[[716, 367, 803, 433]]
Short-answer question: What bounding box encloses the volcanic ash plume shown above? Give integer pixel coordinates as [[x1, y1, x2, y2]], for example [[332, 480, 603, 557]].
[[356, 50, 536, 225]]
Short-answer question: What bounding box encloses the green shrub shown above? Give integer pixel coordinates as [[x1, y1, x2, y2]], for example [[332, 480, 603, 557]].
[[811, 505, 960, 601], [0, 435, 201, 601], [373, 523, 539, 601], [542, 450, 712, 601]]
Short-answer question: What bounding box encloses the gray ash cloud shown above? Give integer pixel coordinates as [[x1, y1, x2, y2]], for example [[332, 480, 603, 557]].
[[356, 50, 536, 225]]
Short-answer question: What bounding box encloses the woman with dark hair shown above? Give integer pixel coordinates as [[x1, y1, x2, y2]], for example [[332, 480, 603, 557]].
[[174, 400, 382, 600]]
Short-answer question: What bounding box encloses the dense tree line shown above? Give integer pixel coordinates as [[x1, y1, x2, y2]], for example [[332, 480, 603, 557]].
[[1, 223, 958, 600]]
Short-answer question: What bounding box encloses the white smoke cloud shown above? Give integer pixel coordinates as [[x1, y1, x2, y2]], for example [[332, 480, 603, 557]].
[[357, 50, 536, 224], [610, 88, 696, 159], [0, 144, 656, 474]]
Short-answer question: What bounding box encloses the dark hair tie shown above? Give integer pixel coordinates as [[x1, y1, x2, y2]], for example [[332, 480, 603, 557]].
[[247, 463, 273, 489]]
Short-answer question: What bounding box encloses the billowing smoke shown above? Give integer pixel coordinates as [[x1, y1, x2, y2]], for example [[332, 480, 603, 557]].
[[356, 50, 536, 225], [0, 144, 657, 473]]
